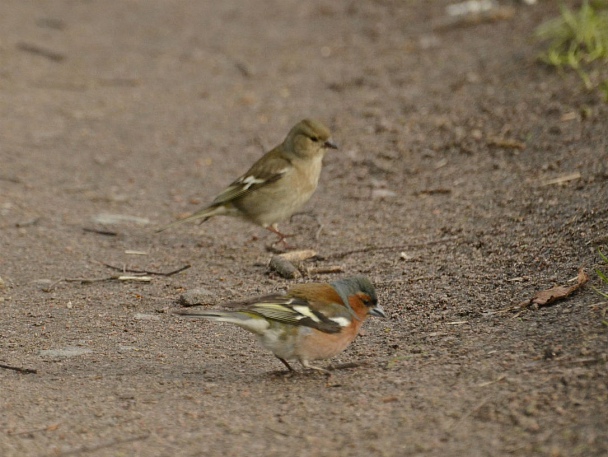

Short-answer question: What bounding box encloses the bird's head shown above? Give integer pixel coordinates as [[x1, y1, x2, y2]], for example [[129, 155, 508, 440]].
[[331, 276, 386, 320], [285, 118, 338, 159]]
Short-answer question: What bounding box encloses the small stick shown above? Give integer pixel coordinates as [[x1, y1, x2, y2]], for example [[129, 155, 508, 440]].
[[16, 218, 41, 228], [416, 188, 452, 195], [487, 137, 526, 150], [540, 172, 581, 186], [327, 236, 460, 260], [278, 250, 317, 262], [9, 425, 55, 436], [0, 175, 22, 183], [64, 275, 152, 284], [45, 433, 150, 457], [253, 135, 267, 153], [118, 276, 152, 282], [64, 276, 117, 284], [315, 223, 324, 240], [42, 278, 65, 292], [304, 266, 343, 276], [445, 394, 495, 433], [16, 42, 65, 62], [0, 363, 37, 374], [83, 227, 118, 236], [100, 262, 191, 277]]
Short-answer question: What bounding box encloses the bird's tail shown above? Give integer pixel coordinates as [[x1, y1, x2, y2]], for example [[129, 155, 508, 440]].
[[155, 205, 224, 233], [174, 309, 229, 318], [173, 309, 269, 334]]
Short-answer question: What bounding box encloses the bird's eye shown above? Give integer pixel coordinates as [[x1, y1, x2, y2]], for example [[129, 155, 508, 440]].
[[310, 136, 319, 142], [361, 295, 375, 307]]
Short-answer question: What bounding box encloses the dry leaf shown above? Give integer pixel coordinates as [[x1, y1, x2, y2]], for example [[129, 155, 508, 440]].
[[521, 268, 589, 308]]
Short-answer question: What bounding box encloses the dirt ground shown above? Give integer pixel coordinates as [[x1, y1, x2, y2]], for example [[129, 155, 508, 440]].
[[1, 0, 607, 456]]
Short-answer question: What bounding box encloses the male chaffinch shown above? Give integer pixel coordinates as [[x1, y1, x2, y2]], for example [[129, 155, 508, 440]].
[[157, 119, 337, 246], [174, 276, 386, 374]]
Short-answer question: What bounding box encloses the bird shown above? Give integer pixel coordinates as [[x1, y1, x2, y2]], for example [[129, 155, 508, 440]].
[[156, 119, 337, 247], [174, 276, 386, 375]]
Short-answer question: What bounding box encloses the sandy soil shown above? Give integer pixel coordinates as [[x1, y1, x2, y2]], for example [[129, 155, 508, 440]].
[[1, 1, 607, 456]]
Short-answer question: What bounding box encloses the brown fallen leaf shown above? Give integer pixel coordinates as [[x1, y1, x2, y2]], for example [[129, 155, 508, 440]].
[[519, 268, 589, 309]]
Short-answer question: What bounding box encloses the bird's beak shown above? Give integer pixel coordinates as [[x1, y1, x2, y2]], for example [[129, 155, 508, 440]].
[[369, 305, 386, 318], [324, 139, 338, 150]]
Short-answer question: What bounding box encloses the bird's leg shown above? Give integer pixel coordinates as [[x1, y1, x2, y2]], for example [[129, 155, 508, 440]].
[[276, 356, 295, 373], [300, 360, 332, 377], [266, 225, 294, 249]]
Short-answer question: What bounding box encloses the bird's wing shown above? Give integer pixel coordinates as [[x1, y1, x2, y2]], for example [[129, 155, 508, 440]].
[[211, 148, 291, 205], [239, 294, 343, 334]]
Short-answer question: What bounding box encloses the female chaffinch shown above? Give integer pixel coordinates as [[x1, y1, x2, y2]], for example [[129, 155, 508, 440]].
[[157, 119, 337, 246], [174, 276, 386, 374]]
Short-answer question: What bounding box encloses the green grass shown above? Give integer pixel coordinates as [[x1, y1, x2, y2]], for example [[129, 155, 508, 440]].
[[536, 1, 608, 99], [594, 249, 608, 299]]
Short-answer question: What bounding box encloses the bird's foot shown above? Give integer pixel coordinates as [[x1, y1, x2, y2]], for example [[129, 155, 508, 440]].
[[300, 360, 333, 378], [265, 226, 295, 251]]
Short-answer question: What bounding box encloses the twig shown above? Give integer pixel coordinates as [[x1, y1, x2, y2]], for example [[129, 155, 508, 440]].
[[556, 357, 600, 366], [41, 278, 65, 292], [265, 426, 290, 437], [277, 250, 317, 262], [326, 236, 461, 260], [415, 188, 452, 196], [83, 227, 118, 236], [0, 363, 37, 374], [540, 172, 581, 186], [315, 223, 324, 240], [304, 265, 343, 276], [253, 135, 266, 153], [16, 218, 41, 228], [64, 277, 111, 284], [65, 275, 152, 284], [0, 175, 22, 183], [100, 262, 191, 277], [487, 137, 526, 150], [45, 433, 150, 457], [477, 374, 507, 387], [445, 394, 495, 433], [16, 42, 65, 62], [8, 425, 56, 436], [58, 262, 190, 286]]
